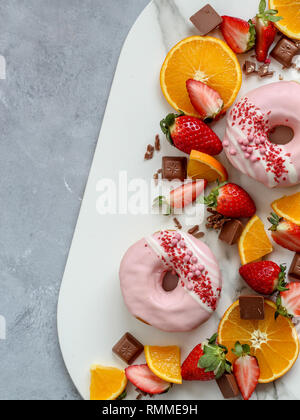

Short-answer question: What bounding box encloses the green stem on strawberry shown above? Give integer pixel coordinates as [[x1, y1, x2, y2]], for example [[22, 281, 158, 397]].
[[232, 341, 251, 358], [257, 0, 282, 25], [160, 112, 184, 145], [116, 390, 127, 400], [198, 333, 232, 379], [268, 212, 283, 231], [275, 295, 293, 321], [203, 182, 228, 208], [153, 196, 171, 216], [276, 265, 289, 293]]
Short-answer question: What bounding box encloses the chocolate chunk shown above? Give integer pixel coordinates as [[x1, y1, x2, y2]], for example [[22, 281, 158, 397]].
[[112, 333, 144, 365], [144, 152, 153, 160], [147, 144, 154, 153], [269, 125, 294, 145], [289, 253, 300, 282], [155, 135, 161, 151], [194, 232, 205, 239], [216, 374, 240, 399], [188, 225, 199, 235], [162, 271, 179, 292], [206, 208, 231, 231], [257, 63, 274, 78], [239, 296, 265, 320], [190, 4, 222, 36], [219, 220, 244, 245], [271, 37, 300, 68], [162, 156, 187, 181], [173, 217, 182, 230], [243, 60, 257, 75]]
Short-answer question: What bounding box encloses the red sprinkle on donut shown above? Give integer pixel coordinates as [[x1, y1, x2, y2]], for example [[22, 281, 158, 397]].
[[231, 97, 290, 184], [157, 231, 219, 310]]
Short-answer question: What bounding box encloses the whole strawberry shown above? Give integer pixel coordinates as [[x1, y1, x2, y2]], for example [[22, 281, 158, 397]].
[[221, 16, 256, 54], [276, 282, 300, 320], [181, 333, 231, 381], [268, 213, 300, 253], [239, 261, 288, 295], [204, 183, 256, 218], [254, 0, 282, 62], [232, 342, 260, 401], [160, 113, 223, 156]]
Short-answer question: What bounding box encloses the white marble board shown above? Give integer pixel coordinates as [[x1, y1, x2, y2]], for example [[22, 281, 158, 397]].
[[57, 0, 300, 400]]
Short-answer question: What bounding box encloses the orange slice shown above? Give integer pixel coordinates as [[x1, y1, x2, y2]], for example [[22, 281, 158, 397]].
[[238, 215, 273, 265], [144, 346, 182, 384], [269, 0, 300, 40], [187, 150, 228, 183], [218, 300, 299, 383], [90, 365, 127, 400], [160, 36, 242, 118], [271, 192, 300, 226]]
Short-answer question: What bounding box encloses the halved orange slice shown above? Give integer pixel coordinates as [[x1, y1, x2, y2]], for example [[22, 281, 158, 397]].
[[238, 215, 273, 265], [271, 192, 300, 226], [160, 36, 242, 118], [144, 346, 182, 384], [187, 150, 228, 183], [269, 0, 300, 40], [218, 300, 299, 383], [90, 365, 127, 400]]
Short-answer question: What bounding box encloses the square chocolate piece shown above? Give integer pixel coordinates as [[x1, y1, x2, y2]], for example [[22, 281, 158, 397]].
[[112, 333, 144, 365], [219, 220, 244, 245], [271, 38, 300, 68], [239, 296, 265, 320], [162, 157, 187, 181], [243, 60, 257, 75], [216, 374, 240, 399], [289, 253, 300, 282], [190, 4, 222, 36]]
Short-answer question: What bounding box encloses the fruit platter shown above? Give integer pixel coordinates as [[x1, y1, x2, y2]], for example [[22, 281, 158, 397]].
[[57, 0, 300, 400]]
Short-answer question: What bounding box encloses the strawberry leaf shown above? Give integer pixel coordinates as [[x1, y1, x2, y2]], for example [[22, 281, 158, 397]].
[[232, 341, 251, 358], [275, 295, 293, 320], [259, 0, 266, 14], [152, 196, 171, 216], [268, 15, 283, 22], [277, 265, 289, 292], [116, 390, 127, 400], [257, 0, 282, 24], [198, 334, 232, 379]]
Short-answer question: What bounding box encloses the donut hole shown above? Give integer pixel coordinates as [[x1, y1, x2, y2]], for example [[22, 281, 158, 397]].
[[162, 271, 179, 292], [268, 125, 294, 145]]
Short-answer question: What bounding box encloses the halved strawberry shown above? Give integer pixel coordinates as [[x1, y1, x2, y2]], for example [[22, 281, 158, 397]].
[[254, 0, 282, 62], [170, 180, 207, 209], [276, 282, 300, 320], [186, 80, 224, 121], [268, 213, 300, 253], [221, 16, 256, 54], [232, 342, 260, 401], [239, 261, 288, 295], [154, 180, 207, 215], [181, 333, 231, 381], [125, 364, 171, 395]]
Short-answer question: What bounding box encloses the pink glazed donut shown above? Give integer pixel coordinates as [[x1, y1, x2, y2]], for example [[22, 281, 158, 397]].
[[119, 230, 222, 332], [223, 81, 300, 188]]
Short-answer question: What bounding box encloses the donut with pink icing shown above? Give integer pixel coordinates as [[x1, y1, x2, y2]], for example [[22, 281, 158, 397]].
[[223, 81, 300, 188], [119, 230, 222, 332]]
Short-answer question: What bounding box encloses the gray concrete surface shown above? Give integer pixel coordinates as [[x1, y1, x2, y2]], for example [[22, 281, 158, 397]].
[[0, 0, 149, 400]]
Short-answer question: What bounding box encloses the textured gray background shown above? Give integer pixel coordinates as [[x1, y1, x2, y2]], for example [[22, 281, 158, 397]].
[[0, 0, 149, 400]]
